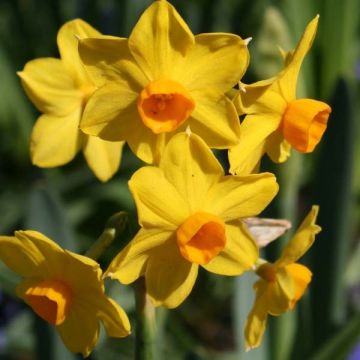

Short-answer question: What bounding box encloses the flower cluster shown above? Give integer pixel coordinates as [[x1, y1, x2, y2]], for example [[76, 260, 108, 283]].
[[1, 0, 329, 356]]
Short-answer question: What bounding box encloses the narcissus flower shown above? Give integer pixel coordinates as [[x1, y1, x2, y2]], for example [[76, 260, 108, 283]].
[[244, 206, 321, 350], [106, 132, 278, 308], [0, 231, 130, 357], [78, 0, 249, 164], [229, 16, 331, 175], [18, 19, 124, 182]]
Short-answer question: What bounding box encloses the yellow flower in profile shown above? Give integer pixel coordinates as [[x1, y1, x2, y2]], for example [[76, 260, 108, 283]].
[[229, 16, 331, 175], [78, 0, 249, 164], [18, 19, 124, 182], [244, 206, 321, 350], [106, 132, 279, 308], [0, 231, 130, 357]]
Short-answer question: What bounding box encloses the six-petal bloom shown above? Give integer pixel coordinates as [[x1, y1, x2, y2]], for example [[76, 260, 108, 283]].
[[18, 19, 124, 182], [229, 16, 331, 175], [78, 0, 249, 164], [244, 206, 321, 350], [0, 231, 131, 357], [105, 132, 279, 308]]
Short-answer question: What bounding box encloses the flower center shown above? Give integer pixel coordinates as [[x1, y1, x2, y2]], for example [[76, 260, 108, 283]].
[[24, 279, 73, 325], [137, 79, 195, 134], [281, 98, 331, 153], [176, 212, 226, 265], [256, 262, 276, 282]]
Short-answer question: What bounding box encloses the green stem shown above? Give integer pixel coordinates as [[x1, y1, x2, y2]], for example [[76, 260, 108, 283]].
[[135, 277, 156, 360], [85, 211, 128, 260]]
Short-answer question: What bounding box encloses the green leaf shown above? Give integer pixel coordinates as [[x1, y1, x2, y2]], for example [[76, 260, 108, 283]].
[[310, 312, 360, 360], [233, 272, 270, 360], [25, 181, 76, 251]]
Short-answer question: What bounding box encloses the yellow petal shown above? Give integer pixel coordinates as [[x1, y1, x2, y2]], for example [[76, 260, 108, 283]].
[[58, 251, 105, 296], [57, 302, 99, 357], [229, 141, 264, 176], [234, 79, 287, 116], [129, 166, 190, 230], [228, 114, 280, 175], [244, 282, 269, 350], [267, 268, 294, 315], [0, 231, 67, 278], [159, 133, 223, 212], [189, 88, 241, 148], [145, 240, 198, 308], [18, 58, 82, 116], [57, 19, 101, 86], [80, 81, 139, 140], [205, 172, 279, 221], [265, 130, 292, 163], [88, 297, 130, 337], [276, 206, 321, 267], [126, 123, 169, 165], [31, 109, 84, 167], [182, 33, 249, 92], [279, 16, 319, 101], [203, 221, 258, 275], [106, 228, 172, 284], [79, 36, 148, 88], [83, 135, 124, 182], [128, 0, 194, 80], [0, 236, 45, 277]]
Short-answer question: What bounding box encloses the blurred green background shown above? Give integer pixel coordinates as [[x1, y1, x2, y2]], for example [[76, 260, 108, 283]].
[[0, 0, 359, 359]]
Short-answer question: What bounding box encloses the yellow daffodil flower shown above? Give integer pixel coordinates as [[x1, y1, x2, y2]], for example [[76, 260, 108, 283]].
[[0, 231, 130, 357], [229, 16, 331, 175], [18, 19, 124, 182], [105, 132, 279, 308], [78, 0, 249, 164], [244, 206, 321, 350]]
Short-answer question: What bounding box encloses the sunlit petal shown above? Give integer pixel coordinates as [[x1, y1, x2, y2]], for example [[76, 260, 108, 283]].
[[160, 133, 223, 212], [31, 109, 84, 167], [229, 114, 280, 175], [128, 0, 194, 80], [57, 303, 99, 357], [80, 81, 139, 140], [79, 36, 148, 88], [57, 19, 101, 86], [205, 173, 278, 221], [182, 33, 249, 92], [276, 206, 320, 267], [18, 58, 82, 116], [279, 16, 319, 101], [83, 135, 124, 182], [129, 167, 190, 229], [203, 221, 258, 275], [106, 228, 172, 284], [146, 240, 198, 308], [189, 88, 241, 148]]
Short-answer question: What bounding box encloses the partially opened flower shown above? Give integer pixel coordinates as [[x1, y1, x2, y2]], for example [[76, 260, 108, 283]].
[[244, 206, 321, 350], [229, 16, 331, 175], [106, 132, 278, 308], [0, 231, 130, 357], [79, 0, 249, 164], [18, 19, 124, 182]]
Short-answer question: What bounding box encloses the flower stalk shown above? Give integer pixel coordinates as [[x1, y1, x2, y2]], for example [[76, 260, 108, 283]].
[[135, 277, 156, 360], [85, 211, 128, 260]]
